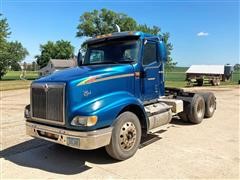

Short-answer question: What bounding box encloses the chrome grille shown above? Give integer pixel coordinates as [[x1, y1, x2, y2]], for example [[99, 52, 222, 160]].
[[31, 83, 65, 125]]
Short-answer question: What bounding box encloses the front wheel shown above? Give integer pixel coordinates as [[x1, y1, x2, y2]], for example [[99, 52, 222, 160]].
[[105, 111, 141, 160]]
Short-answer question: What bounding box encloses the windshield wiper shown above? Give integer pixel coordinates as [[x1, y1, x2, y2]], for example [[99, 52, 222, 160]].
[[83, 61, 119, 65], [118, 58, 135, 63], [83, 59, 135, 65], [100, 61, 119, 64]]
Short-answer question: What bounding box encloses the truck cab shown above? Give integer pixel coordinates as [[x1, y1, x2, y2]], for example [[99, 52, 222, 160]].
[[25, 31, 216, 160]]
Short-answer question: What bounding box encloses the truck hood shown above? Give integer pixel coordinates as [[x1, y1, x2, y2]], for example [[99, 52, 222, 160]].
[[32, 63, 136, 131], [35, 64, 135, 83]]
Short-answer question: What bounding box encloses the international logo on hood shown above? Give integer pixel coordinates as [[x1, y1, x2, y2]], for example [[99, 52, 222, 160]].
[[44, 84, 48, 92]]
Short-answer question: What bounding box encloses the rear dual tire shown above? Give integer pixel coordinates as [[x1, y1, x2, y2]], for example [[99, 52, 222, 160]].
[[200, 92, 216, 118], [188, 94, 205, 124], [179, 93, 216, 123], [179, 94, 205, 124]]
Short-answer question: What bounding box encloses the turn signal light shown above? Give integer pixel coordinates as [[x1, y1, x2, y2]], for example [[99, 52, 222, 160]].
[[71, 116, 98, 127]]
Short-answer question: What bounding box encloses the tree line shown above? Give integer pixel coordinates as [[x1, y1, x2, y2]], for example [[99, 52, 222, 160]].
[[76, 8, 176, 71], [0, 8, 177, 79], [0, 14, 28, 79]]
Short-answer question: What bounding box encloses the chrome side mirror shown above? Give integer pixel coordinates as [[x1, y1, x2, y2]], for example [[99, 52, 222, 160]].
[[77, 51, 83, 66], [144, 39, 148, 45]]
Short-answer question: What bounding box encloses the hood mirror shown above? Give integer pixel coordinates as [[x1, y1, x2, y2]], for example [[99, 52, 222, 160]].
[[144, 39, 148, 45], [77, 51, 83, 66]]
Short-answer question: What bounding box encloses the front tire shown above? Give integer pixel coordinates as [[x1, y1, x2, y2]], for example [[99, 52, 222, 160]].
[[105, 111, 141, 160]]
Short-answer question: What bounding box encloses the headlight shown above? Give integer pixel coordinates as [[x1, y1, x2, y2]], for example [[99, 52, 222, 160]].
[[71, 116, 98, 127], [24, 104, 31, 118]]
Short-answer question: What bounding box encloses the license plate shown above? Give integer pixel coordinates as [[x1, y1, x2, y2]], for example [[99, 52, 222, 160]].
[[67, 137, 80, 147]]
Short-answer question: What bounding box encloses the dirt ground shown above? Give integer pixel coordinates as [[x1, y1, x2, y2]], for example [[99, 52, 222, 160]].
[[0, 86, 239, 179]]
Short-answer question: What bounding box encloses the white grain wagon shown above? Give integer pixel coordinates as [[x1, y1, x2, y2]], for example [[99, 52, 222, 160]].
[[186, 65, 233, 86]]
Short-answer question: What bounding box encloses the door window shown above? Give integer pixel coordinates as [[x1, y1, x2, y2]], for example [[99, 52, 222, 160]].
[[143, 42, 157, 66]]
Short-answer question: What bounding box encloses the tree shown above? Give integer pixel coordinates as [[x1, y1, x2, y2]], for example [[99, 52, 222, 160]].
[[136, 24, 160, 35], [31, 61, 38, 71], [0, 14, 11, 41], [23, 62, 27, 70], [234, 64, 240, 71], [0, 14, 28, 79], [162, 32, 177, 71], [76, 9, 176, 70], [76, 9, 137, 37], [7, 41, 29, 64], [10, 62, 21, 71], [0, 14, 11, 79], [0, 41, 9, 79], [36, 40, 74, 68], [26, 64, 32, 71]]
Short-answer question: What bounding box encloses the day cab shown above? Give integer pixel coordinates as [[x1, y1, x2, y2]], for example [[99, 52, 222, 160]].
[[25, 31, 216, 160]]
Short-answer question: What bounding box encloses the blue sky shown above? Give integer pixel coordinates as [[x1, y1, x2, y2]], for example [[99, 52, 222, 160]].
[[1, 0, 239, 66]]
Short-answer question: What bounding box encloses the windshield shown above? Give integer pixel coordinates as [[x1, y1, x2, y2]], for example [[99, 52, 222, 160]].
[[83, 39, 140, 65]]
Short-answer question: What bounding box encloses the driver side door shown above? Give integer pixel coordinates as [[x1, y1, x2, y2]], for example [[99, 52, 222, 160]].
[[141, 40, 160, 101]]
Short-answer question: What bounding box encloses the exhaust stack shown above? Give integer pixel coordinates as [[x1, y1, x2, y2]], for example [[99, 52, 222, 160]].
[[115, 24, 121, 32]]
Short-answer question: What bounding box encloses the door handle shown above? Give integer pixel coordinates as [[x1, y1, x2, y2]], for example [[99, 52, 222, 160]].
[[147, 77, 156, 81]]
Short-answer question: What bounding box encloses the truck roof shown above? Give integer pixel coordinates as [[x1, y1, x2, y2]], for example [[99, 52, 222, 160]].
[[83, 31, 162, 45]]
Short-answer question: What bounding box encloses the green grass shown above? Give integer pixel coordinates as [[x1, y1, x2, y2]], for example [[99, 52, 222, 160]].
[[165, 72, 186, 82], [165, 67, 240, 88], [0, 71, 38, 91], [2, 71, 39, 80], [231, 71, 240, 82], [0, 68, 239, 91], [165, 81, 186, 88], [165, 67, 186, 88], [168, 67, 188, 72], [0, 80, 32, 91]]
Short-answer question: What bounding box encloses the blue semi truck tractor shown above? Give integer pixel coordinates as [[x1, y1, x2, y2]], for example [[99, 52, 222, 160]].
[[24, 31, 216, 160]]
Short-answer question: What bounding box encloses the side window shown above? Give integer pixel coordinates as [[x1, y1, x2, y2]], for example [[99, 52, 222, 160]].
[[90, 50, 104, 63], [143, 42, 157, 66]]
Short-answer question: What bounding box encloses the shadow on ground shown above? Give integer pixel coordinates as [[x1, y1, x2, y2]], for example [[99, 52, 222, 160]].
[[0, 128, 170, 175], [1, 139, 114, 175], [170, 117, 193, 126], [0, 118, 193, 175]]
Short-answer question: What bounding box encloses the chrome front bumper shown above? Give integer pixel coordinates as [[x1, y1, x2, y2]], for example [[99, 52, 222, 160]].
[[26, 122, 113, 150]]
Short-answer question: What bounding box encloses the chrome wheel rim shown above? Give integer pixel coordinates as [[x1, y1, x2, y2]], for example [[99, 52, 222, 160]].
[[197, 101, 204, 118], [119, 122, 137, 151], [209, 98, 215, 113]]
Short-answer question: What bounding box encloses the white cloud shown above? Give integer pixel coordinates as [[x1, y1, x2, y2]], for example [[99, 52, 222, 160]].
[[197, 32, 209, 37]]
